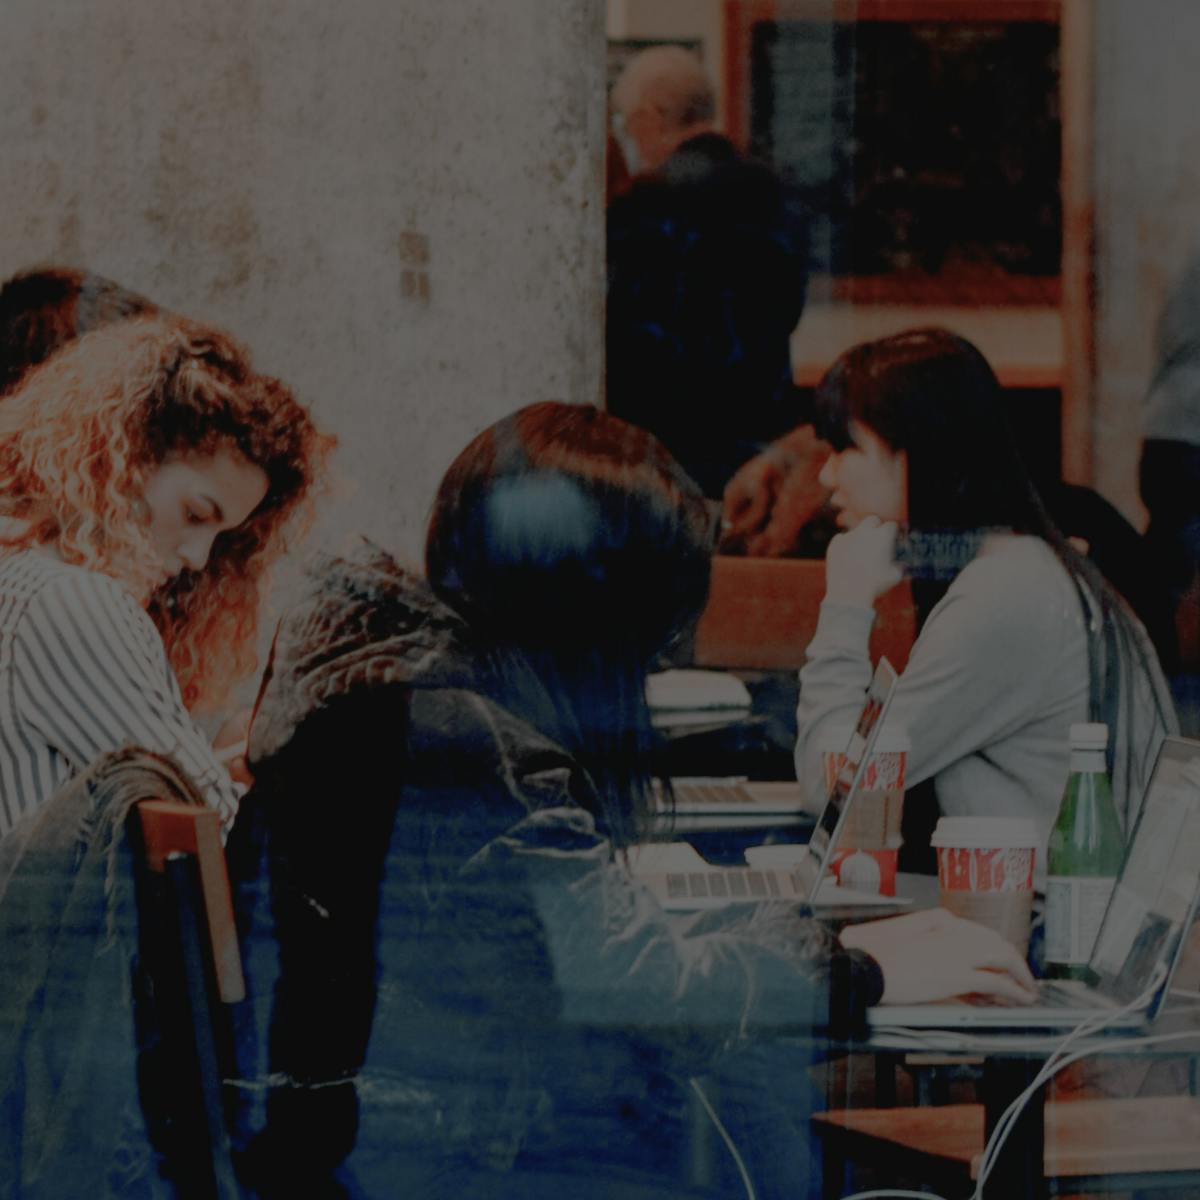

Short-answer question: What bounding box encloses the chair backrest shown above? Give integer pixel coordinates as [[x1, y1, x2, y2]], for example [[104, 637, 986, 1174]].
[[135, 799, 243, 1200], [692, 556, 916, 671], [139, 800, 244, 1004]]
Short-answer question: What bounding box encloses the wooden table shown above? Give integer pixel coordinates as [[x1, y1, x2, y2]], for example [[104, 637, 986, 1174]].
[[820, 1009, 1200, 1199], [815, 1094, 1200, 1192]]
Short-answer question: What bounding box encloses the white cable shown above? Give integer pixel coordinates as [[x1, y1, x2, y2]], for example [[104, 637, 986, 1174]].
[[837, 1189, 952, 1200], [687, 1076, 757, 1200], [971, 964, 1171, 1199], [974, 966, 1167, 1191], [973, 993, 1153, 1194], [840, 965, 1176, 1200], [972, 1027, 1200, 1198]]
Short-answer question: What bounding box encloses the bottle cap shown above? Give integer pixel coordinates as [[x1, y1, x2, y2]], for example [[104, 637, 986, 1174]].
[[1069, 722, 1108, 750]]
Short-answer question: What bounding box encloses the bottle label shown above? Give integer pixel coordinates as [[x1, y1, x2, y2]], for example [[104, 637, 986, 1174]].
[[1044, 875, 1118, 964]]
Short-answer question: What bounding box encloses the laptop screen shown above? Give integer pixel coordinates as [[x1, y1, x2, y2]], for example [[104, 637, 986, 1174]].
[[795, 657, 899, 898], [1090, 736, 1200, 1010]]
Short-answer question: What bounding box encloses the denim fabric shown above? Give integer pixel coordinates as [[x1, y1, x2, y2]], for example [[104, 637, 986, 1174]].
[[0, 749, 206, 1200], [233, 547, 880, 1199]]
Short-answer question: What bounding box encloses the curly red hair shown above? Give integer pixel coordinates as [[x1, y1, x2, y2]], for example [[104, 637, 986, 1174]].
[[0, 313, 334, 712]]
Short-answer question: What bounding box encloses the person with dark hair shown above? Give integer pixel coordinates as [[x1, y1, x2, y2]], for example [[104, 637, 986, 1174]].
[[1142, 253, 1200, 606], [606, 46, 809, 498], [1140, 252, 1200, 730], [795, 329, 1177, 880], [0, 265, 156, 396], [239, 401, 1034, 1199]]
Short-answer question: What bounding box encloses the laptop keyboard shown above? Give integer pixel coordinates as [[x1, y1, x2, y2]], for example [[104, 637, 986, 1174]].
[[663, 868, 808, 902], [669, 780, 759, 808], [1037, 979, 1106, 1007], [963, 979, 1103, 1008]]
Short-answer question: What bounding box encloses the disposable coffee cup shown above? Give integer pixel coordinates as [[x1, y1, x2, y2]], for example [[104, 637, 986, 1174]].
[[820, 726, 909, 849], [930, 817, 1038, 951]]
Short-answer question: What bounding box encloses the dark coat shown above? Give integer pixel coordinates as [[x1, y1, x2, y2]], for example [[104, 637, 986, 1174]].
[[235, 544, 880, 1197], [606, 133, 810, 497]]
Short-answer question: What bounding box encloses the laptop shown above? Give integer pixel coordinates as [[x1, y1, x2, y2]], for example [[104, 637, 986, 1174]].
[[869, 735, 1200, 1030], [638, 657, 900, 909], [665, 777, 808, 818]]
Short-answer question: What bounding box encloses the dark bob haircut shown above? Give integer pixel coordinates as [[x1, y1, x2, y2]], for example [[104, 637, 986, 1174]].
[[426, 401, 714, 847], [427, 401, 713, 662]]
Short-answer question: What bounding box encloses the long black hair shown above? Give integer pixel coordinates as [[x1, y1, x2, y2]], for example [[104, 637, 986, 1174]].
[[814, 328, 1175, 824], [426, 402, 714, 848]]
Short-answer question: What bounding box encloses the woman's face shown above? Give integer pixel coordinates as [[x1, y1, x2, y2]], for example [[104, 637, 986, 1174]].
[[818, 419, 907, 529], [139, 448, 269, 584]]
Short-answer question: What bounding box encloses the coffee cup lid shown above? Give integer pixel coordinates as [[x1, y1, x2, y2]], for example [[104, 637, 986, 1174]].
[[929, 816, 1040, 849], [818, 723, 910, 754]]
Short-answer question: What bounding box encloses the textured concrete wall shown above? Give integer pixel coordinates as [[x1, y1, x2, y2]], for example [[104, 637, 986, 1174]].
[[1093, 0, 1200, 523], [0, 0, 606, 574]]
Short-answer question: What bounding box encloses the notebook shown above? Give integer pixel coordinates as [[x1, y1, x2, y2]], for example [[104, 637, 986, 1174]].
[[869, 735, 1200, 1030], [638, 657, 900, 909]]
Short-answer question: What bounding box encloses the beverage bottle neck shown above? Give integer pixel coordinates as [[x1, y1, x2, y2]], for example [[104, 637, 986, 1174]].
[[1069, 746, 1107, 775]]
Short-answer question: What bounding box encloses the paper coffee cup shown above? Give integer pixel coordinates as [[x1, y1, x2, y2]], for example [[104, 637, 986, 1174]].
[[930, 816, 1038, 951], [820, 726, 909, 849]]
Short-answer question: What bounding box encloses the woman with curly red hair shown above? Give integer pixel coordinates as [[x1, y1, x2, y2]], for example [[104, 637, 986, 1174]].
[[0, 312, 331, 837]]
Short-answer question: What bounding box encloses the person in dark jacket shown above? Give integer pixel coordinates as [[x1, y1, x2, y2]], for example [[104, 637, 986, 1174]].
[[606, 46, 809, 497], [236, 403, 1034, 1199]]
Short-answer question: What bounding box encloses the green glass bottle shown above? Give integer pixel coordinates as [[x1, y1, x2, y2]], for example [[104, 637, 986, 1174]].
[[1044, 722, 1126, 981]]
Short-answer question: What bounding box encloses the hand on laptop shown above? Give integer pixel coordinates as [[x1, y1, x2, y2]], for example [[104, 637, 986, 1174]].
[[839, 908, 1038, 1006]]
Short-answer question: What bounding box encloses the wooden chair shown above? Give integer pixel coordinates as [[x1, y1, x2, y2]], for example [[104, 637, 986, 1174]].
[[133, 800, 244, 1200], [692, 556, 916, 672]]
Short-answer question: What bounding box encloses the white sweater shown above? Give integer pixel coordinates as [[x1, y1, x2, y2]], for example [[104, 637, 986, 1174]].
[[795, 535, 1176, 881]]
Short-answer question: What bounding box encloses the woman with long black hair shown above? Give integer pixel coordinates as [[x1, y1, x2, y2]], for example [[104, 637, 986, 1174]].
[[796, 329, 1177, 866]]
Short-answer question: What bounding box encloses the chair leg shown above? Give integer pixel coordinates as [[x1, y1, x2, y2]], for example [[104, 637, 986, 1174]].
[[166, 854, 241, 1200], [821, 1134, 848, 1200]]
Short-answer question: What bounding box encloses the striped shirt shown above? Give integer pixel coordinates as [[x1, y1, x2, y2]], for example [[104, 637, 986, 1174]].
[[0, 549, 239, 838]]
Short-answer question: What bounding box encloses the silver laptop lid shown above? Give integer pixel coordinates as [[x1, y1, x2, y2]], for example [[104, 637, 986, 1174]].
[[1089, 736, 1200, 1014], [796, 657, 899, 900]]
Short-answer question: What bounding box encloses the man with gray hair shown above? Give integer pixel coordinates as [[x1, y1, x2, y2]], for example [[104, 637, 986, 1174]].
[[606, 44, 809, 498]]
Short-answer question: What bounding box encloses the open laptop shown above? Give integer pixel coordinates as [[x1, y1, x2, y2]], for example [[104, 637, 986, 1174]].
[[869, 735, 1200, 1030], [638, 657, 899, 910], [664, 778, 810, 824]]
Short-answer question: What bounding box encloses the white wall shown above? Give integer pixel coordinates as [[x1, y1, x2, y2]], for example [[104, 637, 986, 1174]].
[[1093, 0, 1200, 523], [0, 0, 606, 578]]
